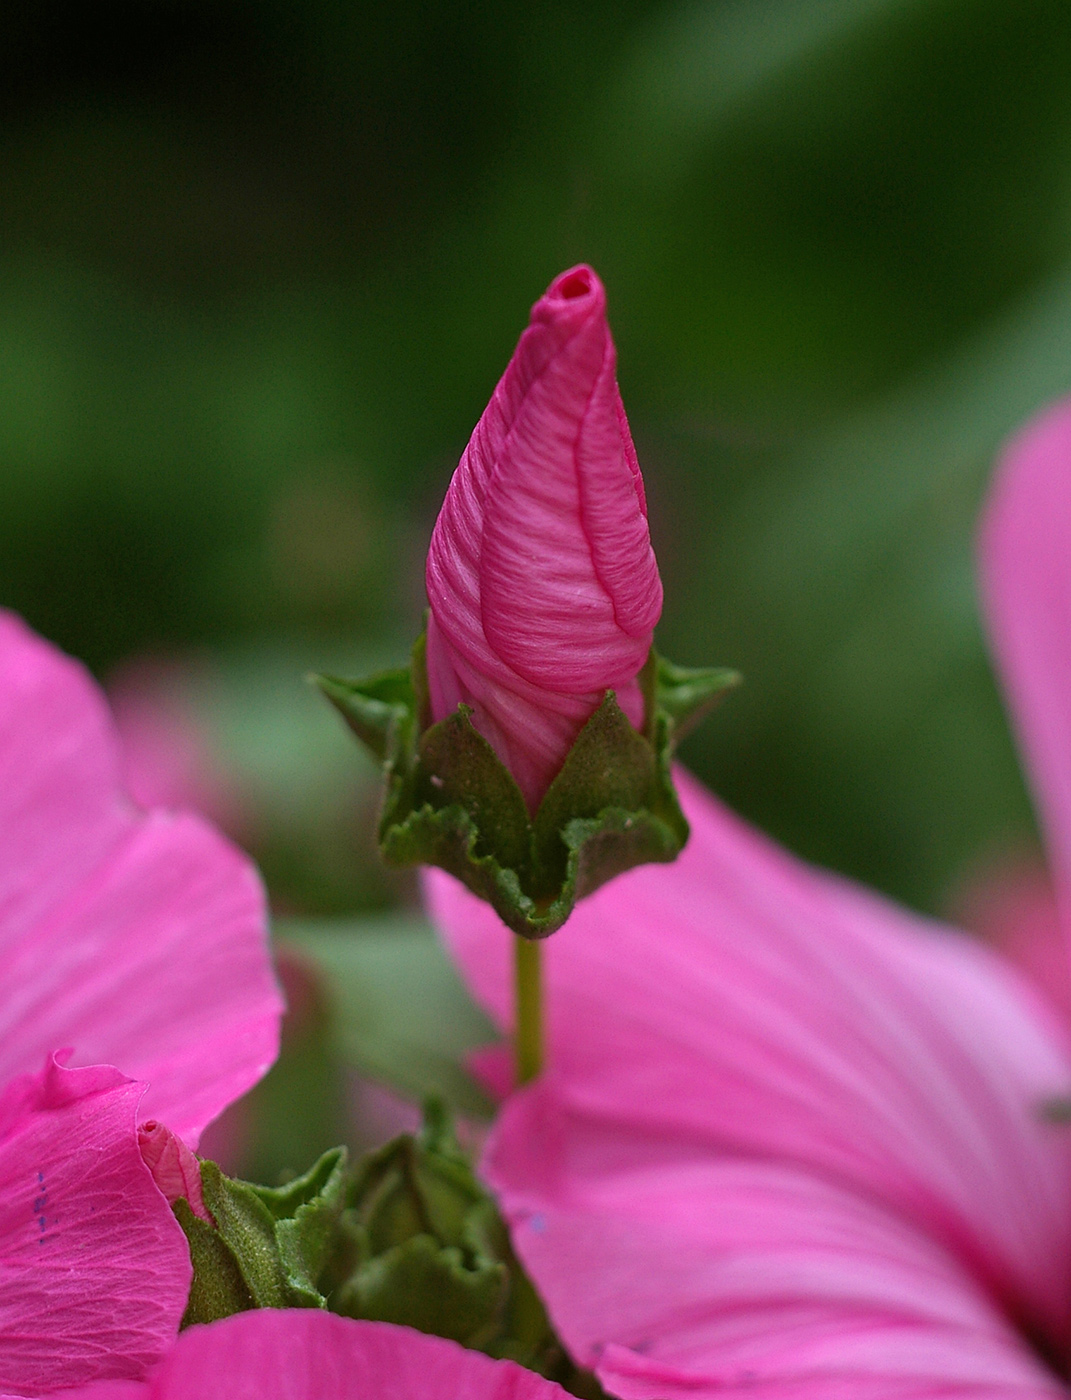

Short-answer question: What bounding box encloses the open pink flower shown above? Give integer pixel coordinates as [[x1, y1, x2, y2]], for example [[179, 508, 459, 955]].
[[425, 396, 1071, 1397], [0, 611, 282, 1396], [425, 264, 663, 810], [46, 1312, 570, 1400]]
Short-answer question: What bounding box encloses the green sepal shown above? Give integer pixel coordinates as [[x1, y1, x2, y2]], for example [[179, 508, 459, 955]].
[[174, 1148, 349, 1326], [646, 654, 741, 741], [176, 1107, 590, 1389], [330, 1104, 506, 1348], [175, 1198, 256, 1327], [334, 1231, 507, 1348], [317, 640, 736, 937], [248, 1148, 351, 1307], [328, 1102, 563, 1370]]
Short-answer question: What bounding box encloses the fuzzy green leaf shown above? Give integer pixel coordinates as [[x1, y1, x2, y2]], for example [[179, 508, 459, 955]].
[[250, 1149, 349, 1307], [174, 1200, 255, 1327], [176, 1149, 350, 1325], [199, 1163, 292, 1309]]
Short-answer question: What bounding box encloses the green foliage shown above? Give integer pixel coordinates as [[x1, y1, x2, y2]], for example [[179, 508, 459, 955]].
[[176, 1149, 349, 1325], [318, 643, 736, 936], [8, 0, 1071, 921], [328, 1104, 572, 1377], [175, 1200, 256, 1326], [330, 1107, 509, 1349], [277, 915, 497, 1118], [175, 1105, 581, 1382]]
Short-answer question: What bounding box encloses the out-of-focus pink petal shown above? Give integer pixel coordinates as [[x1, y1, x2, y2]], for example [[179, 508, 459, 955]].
[[486, 1086, 1064, 1400], [953, 853, 1071, 1027], [424, 769, 1071, 1348], [138, 1121, 209, 1222], [52, 1313, 573, 1400], [0, 1057, 191, 1397], [980, 397, 1071, 940], [0, 611, 282, 1147], [425, 265, 661, 808], [108, 659, 247, 841]]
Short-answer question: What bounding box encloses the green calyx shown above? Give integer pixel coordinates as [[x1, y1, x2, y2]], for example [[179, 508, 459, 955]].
[[315, 638, 738, 937], [176, 1148, 350, 1325], [174, 1104, 576, 1381]]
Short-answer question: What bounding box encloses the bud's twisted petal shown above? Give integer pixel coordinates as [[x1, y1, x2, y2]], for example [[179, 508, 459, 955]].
[[425, 265, 662, 809], [139, 1118, 211, 1222]]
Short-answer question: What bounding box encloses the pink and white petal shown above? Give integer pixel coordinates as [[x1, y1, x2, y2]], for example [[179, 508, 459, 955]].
[[425, 770, 1071, 1344], [487, 1085, 1065, 1400], [53, 1313, 573, 1400], [0, 613, 282, 1147], [0, 1057, 191, 1397], [980, 397, 1071, 940]]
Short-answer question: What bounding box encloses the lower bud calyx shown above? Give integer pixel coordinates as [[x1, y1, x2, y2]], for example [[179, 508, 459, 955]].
[[317, 641, 737, 937]]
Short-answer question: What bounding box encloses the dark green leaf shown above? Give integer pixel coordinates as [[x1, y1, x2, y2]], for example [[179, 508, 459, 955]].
[[413, 706, 531, 873], [532, 692, 660, 895]]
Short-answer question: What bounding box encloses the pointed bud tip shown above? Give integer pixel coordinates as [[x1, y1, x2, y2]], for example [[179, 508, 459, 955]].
[[534, 264, 606, 324], [139, 1118, 211, 1222]]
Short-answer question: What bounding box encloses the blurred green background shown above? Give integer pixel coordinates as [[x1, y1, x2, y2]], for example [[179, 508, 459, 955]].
[[5, 0, 1071, 1169]]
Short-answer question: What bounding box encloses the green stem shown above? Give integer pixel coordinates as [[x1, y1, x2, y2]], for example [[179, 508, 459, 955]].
[[513, 935, 543, 1085]]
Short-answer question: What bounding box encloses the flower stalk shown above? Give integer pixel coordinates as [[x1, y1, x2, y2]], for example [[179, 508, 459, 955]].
[[514, 934, 544, 1085]]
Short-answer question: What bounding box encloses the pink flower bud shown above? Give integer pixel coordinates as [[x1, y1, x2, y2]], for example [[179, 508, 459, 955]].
[[425, 265, 663, 811], [139, 1119, 212, 1222]]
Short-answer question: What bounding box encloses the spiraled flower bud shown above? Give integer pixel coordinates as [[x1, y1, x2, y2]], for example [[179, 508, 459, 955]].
[[425, 264, 663, 810]]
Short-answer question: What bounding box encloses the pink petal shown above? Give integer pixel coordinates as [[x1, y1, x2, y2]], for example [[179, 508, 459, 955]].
[[53, 1313, 573, 1400], [980, 397, 1071, 949], [953, 853, 1071, 1028], [487, 1086, 1064, 1400], [425, 265, 661, 807], [425, 769, 1071, 1349], [0, 1056, 191, 1396], [0, 611, 282, 1147]]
